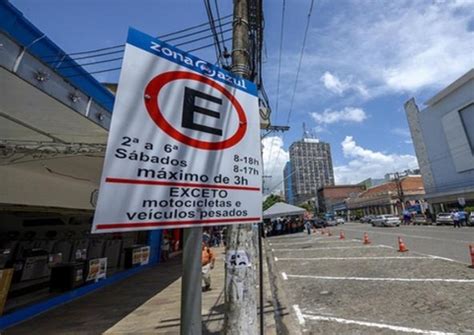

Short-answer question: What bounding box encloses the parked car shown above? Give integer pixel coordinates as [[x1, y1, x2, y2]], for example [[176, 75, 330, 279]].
[[413, 214, 429, 225], [360, 215, 376, 224], [436, 213, 454, 225], [469, 212, 474, 226], [325, 219, 338, 226], [336, 217, 345, 224], [372, 215, 401, 227]]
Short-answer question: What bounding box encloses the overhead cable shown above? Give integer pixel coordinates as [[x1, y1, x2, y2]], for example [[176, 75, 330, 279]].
[[267, 0, 316, 188], [43, 14, 232, 59]]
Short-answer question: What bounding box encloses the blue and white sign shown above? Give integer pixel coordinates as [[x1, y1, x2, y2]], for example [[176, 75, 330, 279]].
[[92, 28, 262, 233]]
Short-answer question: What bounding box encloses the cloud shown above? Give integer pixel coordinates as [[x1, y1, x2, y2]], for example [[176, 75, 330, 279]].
[[311, 107, 367, 125], [301, 1, 474, 98], [334, 136, 418, 184], [262, 136, 289, 195], [320, 71, 369, 97], [391, 127, 411, 137]]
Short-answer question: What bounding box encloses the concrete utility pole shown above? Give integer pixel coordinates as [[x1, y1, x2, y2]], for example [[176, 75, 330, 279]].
[[180, 227, 203, 335], [224, 0, 258, 334]]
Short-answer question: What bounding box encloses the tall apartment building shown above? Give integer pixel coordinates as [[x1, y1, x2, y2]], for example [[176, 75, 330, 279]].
[[283, 162, 294, 204], [285, 138, 335, 205]]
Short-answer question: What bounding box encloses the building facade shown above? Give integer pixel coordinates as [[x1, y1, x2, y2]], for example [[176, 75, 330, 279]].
[[346, 176, 426, 216], [286, 138, 335, 206], [405, 69, 474, 213], [317, 185, 366, 214]]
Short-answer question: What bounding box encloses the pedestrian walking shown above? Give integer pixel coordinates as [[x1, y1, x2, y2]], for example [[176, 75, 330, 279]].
[[304, 220, 312, 235], [403, 210, 411, 225], [202, 241, 215, 292], [452, 210, 461, 228]]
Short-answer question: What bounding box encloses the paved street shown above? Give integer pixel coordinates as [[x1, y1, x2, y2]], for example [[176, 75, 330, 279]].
[[340, 222, 474, 264], [267, 224, 474, 334]]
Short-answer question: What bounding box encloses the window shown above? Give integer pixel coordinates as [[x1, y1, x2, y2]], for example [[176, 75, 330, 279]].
[[460, 103, 474, 152]]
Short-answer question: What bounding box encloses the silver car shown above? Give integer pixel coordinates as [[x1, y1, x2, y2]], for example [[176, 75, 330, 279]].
[[436, 213, 453, 225], [372, 215, 401, 227]]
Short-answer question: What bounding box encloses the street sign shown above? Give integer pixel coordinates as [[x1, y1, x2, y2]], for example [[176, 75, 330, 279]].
[[92, 28, 262, 233], [458, 197, 466, 207]]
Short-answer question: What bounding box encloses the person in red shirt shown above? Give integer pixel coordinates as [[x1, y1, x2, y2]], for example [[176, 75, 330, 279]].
[[202, 242, 216, 291]]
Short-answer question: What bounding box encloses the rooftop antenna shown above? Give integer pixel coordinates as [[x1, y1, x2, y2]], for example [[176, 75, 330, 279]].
[[303, 122, 310, 139]]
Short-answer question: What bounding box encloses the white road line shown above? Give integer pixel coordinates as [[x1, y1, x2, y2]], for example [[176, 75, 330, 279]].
[[293, 305, 306, 326], [275, 256, 432, 261], [274, 256, 279, 261], [430, 255, 456, 262], [377, 244, 463, 264], [270, 240, 355, 246], [273, 246, 386, 251], [285, 274, 474, 283], [269, 238, 324, 245], [342, 227, 473, 244], [301, 313, 456, 335], [281, 272, 288, 280]]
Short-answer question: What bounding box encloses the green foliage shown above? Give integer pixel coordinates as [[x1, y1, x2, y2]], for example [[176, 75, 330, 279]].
[[263, 194, 285, 211], [299, 202, 313, 212], [464, 206, 474, 213]]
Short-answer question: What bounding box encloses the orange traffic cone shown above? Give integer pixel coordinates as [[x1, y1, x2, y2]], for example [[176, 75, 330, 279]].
[[469, 245, 474, 268], [363, 232, 371, 245], [339, 231, 345, 240], [328, 230, 333, 237], [398, 237, 408, 252]]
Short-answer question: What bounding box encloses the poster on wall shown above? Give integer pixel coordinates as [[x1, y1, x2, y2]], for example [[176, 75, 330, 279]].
[[86, 258, 107, 281]]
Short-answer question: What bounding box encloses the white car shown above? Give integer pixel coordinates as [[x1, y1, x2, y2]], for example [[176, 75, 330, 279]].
[[372, 215, 401, 227], [336, 217, 345, 224], [469, 212, 474, 226]]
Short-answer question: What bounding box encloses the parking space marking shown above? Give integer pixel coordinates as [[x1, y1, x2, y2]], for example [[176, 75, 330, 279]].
[[275, 256, 433, 261], [273, 246, 388, 251], [300, 313, 457, 334], [270, 239, 356, 246], [284, 274, 474, 283], [269, 238, 324, 245], [292, 305, 306, 326], [342, 227, 473, 244], [376, 244, 464, 264], [281, 272, 288, 280]]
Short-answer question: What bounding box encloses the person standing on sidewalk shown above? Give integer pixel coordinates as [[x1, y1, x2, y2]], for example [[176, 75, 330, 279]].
[[452, 210, 461, 228], [202, 242, 215, 292]]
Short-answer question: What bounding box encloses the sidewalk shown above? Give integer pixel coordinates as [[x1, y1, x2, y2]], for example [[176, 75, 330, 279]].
[[6, 247, 278, 334]]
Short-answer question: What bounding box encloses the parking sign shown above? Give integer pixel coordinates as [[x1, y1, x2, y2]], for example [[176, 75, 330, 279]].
[[91, 28, 262, 233]]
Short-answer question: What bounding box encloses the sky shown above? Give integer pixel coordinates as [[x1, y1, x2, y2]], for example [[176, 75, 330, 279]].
[[11, 0, 474, 194]]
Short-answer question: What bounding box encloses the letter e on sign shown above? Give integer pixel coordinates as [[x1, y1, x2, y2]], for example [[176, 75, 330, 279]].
[[144, 71, 247, 150]]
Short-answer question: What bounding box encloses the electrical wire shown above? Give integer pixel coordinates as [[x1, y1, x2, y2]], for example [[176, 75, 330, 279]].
[[47, 19, 233, 65], [214, 0, 230, 66], [203, 0, 224, 65], [264, 0, 286, 185], [266, 0, 315, 192], [58, 29, 232, 70], [41, 14, 232, 59], [64, 37, 233, 78]]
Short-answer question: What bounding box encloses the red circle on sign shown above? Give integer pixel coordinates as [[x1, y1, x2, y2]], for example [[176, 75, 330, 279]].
[[144, 71, 247, 150]]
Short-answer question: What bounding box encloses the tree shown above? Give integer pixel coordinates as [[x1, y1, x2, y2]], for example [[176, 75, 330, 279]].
[[299, 202, 313, 212], [263, 194, 285, 211]]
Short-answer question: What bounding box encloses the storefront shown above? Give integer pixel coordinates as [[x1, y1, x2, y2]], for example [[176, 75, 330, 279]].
[[0, 3, 171, 328]]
